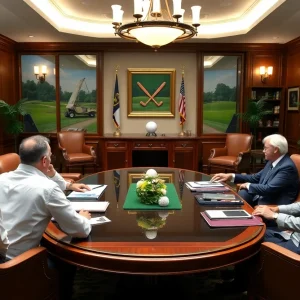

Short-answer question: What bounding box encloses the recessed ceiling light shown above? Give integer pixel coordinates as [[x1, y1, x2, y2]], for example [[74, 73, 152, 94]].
[[28, 35, 34, 38]]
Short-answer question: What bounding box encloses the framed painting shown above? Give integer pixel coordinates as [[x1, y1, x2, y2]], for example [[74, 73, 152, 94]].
[[128, 172, 174, 188], [288, 87, 299, 111], [127, 68, 175, 117]]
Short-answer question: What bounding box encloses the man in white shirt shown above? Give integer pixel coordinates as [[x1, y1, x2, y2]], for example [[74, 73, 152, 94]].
[[0, 209, 9, 263], [0, 135, 92, 299]]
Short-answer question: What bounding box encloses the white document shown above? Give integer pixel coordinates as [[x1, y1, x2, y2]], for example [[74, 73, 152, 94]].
[[187, 181, 224, 188], [71, 201, 110, 212], [89, 216, 111, 225], [67, 184, 107, 200]]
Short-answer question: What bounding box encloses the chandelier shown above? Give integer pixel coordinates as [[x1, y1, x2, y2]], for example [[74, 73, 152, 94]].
[[112, 0, 201, 50]]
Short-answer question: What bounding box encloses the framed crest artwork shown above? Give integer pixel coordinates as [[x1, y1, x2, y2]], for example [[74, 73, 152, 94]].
[[127, 68, 175, 117]]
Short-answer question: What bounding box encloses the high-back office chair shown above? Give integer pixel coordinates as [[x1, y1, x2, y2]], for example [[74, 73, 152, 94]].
[[0, 153, 20, 173], [57, 131, 97, 174], [0, 153, 82, 182], [207, 133, 253, 174], [0, 247, 59, 300]]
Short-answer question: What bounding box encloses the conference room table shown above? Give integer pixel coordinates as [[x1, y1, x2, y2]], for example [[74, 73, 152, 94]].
[[42, 167, 266, 275]]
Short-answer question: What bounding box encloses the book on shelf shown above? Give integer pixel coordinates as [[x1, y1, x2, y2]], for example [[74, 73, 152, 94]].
[[195, 194, 243, 206], [70, 201, 110, 212], [201, 212, 264, 228], [67, 184, 107, 200]]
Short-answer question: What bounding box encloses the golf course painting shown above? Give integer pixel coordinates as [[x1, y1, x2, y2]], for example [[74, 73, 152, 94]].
[[203, 56, 239, 134], [21, 55, 97, 133], [127, 68, 175, 117]]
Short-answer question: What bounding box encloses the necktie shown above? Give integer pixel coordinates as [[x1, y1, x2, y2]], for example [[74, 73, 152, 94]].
[[253, 164, 273, 202]]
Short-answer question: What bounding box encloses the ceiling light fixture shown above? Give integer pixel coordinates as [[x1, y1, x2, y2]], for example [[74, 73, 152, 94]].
[[34, 65, 47, 83], [111, 0, 201, 50]]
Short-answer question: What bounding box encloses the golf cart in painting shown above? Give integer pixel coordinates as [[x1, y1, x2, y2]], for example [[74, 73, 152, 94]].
[[65, 78, 96, 118]]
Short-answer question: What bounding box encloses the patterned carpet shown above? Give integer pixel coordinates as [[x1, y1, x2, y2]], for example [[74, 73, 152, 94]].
[[72, 267, 247, 300]]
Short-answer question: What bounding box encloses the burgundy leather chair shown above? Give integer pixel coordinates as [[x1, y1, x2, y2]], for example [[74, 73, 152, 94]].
[[0, 247, 59, 300], [0, 153, 20, 174], [247, 154, 300, 299], [208, 133, 253, 174], [0, 153, 81, 182], [57, 131, 97, 174]]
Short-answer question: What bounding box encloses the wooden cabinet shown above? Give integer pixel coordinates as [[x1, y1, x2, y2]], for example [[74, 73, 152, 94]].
[[251, 87, 283, 144], [104, 141, 129, 170], [103, 135, 199, 171], [172, 140, 198, 170]]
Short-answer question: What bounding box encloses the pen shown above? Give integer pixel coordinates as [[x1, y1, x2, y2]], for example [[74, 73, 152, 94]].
[[91, 185, 103, 190]]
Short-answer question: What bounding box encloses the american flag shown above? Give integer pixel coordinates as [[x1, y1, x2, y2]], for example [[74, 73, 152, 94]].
[[178, 75, 186, 125], [112, 74, 120, 128]]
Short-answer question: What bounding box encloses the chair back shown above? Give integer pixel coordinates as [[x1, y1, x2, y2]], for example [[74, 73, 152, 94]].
[[57, 131, 85, 153], [290, 154, 300, 202], [0, 153, 20, 174], [226, 133, 253, 156]]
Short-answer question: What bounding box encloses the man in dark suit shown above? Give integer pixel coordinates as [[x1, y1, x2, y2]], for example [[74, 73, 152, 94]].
[[211, 134, 299, 207]]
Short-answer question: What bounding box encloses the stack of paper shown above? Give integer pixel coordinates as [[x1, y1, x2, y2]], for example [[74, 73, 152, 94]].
[[70, 201, 110, 212], [185, 181, 230, 193], [67, 184, 107, 200]]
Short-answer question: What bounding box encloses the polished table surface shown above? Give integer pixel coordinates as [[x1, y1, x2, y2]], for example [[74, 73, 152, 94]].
[[42, 167, 265, 275]]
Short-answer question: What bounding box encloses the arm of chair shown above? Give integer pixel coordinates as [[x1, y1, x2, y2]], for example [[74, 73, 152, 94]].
[[58, 144, 70, 161], [248, 242, 300, 299], [83, 144, 96, 158], [235, 150, 251, 169], [209, 147, 227, 158], [0, 247, 58, 299]]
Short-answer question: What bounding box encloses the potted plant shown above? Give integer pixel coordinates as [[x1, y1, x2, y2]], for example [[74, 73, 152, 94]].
[[236, 98, 272, 149], [0, 99, 27, 152]]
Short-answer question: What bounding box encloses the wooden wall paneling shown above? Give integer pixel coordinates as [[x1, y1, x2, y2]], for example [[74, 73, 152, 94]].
[[97, 52, 104, 136], [196, 52, 203, 136], [250, 52, 283, 87], [0, 34, 17, 154], [200, 136, 227, 173], [284, 38, 300, 151]]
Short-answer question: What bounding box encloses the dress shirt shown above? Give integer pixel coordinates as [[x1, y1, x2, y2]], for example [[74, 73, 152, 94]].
[[277, 202, 300, 247], [0, 164, 91, 259], [0, 209, 9, 258]]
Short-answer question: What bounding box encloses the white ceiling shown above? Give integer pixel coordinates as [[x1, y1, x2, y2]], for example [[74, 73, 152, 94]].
[[0, 0, 299, 44]]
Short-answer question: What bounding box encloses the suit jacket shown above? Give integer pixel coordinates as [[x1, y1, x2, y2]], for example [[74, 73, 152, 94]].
[[234, 154, 299, 205]]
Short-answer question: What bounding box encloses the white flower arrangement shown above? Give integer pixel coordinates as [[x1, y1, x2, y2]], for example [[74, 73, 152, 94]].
[[136, 169, 167, 205]]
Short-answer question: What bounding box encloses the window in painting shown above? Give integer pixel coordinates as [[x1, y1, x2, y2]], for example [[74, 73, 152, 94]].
[[203, 55, 241, 134], [59, 55, 97, 133], [21, 55, 56, 133]]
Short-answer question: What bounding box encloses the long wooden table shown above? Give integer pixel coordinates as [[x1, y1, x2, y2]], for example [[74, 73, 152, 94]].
[[42, 167, 265, 275]]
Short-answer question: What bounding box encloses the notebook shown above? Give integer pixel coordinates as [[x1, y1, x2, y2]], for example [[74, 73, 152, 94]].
[[195, 194, 244, 206], [201, 212, 264, 227], [70, 201, 110, 212], [67, 184, 107, 200]]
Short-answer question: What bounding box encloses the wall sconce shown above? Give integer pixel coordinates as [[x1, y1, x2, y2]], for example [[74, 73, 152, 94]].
[[34, 65, 47, 83], [260, 66, 273, 83]]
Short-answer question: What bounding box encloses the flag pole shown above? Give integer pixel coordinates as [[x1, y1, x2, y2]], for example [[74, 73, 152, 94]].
[[178, 66, 185, 136], [113, 65, 121, 136]]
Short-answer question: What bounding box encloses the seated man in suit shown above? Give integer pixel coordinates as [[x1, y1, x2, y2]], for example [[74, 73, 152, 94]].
[[0, 209, 9, 263], [211, 134, 299, 207], [0, 135, 92, 299], [253, 204, 300, 254]]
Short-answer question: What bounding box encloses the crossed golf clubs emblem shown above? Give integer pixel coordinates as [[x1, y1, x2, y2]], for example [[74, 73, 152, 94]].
[[137, 81, 166, 107]]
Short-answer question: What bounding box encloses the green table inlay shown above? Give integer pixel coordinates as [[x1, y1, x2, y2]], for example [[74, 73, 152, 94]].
[[123, 183, 182, 210]]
